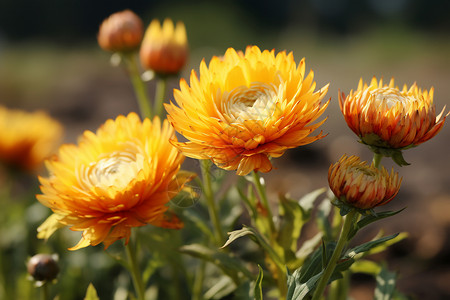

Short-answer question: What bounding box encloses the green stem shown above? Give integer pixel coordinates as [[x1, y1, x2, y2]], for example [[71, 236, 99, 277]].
[[311, 209, 357, 300], [123, 53, 152, 119], [192, 261, 206, 300], [372, 153, 383, 169], [41, 282, 49, 300], [252, 171, 276, 235], [125, 236, 145, 300], [200, 160, 224, 245], [154, 77, 168, 119]]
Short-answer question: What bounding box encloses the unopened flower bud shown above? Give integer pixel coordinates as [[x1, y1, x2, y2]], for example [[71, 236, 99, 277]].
[[27, 254, 59, 282], [140, 19, 188, 75], [98, 10, 143, 52], [328, 155, 402, 210]]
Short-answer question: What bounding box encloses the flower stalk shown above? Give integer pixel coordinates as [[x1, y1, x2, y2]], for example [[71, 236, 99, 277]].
[[311, 209, 357, 300], [154, 76, 168, 119], [200, 160, 224, 245], [252, 171, 276, 236], [123, 53, 152, 119], [372, 153, 383, 169], [125, 236, 146, 300]]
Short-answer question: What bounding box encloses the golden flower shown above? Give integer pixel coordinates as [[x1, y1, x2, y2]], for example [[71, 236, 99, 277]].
[[140, 19, 188, 75], [0, 106, 63, 172], [328, 155, 402, 210], [339, 77, 448, 151], [98, 10, 143, 52], [166, 46, 329, 175], [37, 113, 194, 250]]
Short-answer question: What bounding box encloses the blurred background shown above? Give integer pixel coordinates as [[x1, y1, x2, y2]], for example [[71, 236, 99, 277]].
[[0, 0, 449, 299]]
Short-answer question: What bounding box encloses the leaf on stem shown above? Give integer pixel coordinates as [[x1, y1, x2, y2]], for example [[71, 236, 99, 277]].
[[84, 283, 100, 300], [344, 233, 400, 259], [254, 265, 264, 300], [179, 243, 253, 281], [221, 226, 284, 270], [347, 208, 406, 240]]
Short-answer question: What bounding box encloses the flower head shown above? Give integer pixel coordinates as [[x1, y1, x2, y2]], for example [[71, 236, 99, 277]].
[[140, 19, 188, 75], [339, 77, 448, 151], [328, 155, 401, 210], [37, 113, 194, 250], [98, 10, 144, 52], [166, 46, 329, 175], [0, 106, 63, 172]]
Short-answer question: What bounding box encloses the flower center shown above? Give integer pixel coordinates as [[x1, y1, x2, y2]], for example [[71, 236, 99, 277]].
[[352, 166, 376, 178], [371, 88, 414, 109], [224, 82, 278, 122], [80, 149, 144, 190]]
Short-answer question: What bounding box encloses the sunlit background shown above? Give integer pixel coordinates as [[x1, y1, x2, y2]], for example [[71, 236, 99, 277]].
[[1, 0, 449, 299]]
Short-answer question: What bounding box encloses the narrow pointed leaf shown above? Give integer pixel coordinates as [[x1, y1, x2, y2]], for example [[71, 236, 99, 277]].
[[84, 283, 100, 300], [254, 265, 264, 300]]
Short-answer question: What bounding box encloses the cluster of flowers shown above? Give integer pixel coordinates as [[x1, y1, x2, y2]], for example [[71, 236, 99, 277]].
[[1, 8, 446, 299]]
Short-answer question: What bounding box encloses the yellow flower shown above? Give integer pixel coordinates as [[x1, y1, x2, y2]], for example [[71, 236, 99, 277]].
[[140, 19, 188, 75], [166, 46, 329, 175], [0, 106, 63, 172], [339, 77, 448, 150], [98, 10, 144, 52], [328, 155, 401, 210], [37, 113, 194, 250]]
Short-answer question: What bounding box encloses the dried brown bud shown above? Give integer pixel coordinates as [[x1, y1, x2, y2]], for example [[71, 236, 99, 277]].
[[27, 254, 59, 282]]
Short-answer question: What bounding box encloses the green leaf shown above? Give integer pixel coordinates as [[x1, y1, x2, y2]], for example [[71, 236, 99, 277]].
[[277, 195, 305, 252], [374, 265, 397, 300], [204, 276, 236, 299], [222, 226, 285, 270], [286, 268, 323, 300], [298, 188, 327, 217], [297, 241, 336, 283], [316, 198, 333, 241], [179, 243, 253, 282], [84, 283, 100, 300], [350, 259, 382, 275], [290, 232, 323, 269], [345, 234, 399, 259], [254, 265, 264, 300], [347, 208, 405, 240], [365, 232, 408, 257]]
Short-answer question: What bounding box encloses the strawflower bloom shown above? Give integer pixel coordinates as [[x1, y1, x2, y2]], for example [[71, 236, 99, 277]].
[[37, 113, 194, 250], [328, 155, 402, 210], [166, 46, 329, 175], [339, 77, 448, 154], [0, 106, 63, 172], [140, 19, 188, 75], [98, 10, 144, 52]]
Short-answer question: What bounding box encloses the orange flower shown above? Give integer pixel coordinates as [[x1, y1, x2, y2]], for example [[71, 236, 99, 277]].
[[0, 106, 63, 172], [339, 77, 448, 150], [328, 155, 401, 210], [37, 113, 194, 250], [98, 10, 143, 52], [166, 46, 329, 175], [140, 19, 188, 75]]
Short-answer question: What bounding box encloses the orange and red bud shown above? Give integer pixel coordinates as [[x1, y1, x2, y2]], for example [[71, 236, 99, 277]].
[[328, 155, 402, 210], [98, 10, 143, 52], [140, 19, 188, 75]]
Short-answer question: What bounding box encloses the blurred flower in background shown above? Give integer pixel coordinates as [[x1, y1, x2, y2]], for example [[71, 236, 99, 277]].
[[328, 154, 402, 210], [140, 19, 188, 75], [37, 113, 194, 250], [97, 9, 143, 53], [166, 46, 329, 175], [0, 106, 63, 172]]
